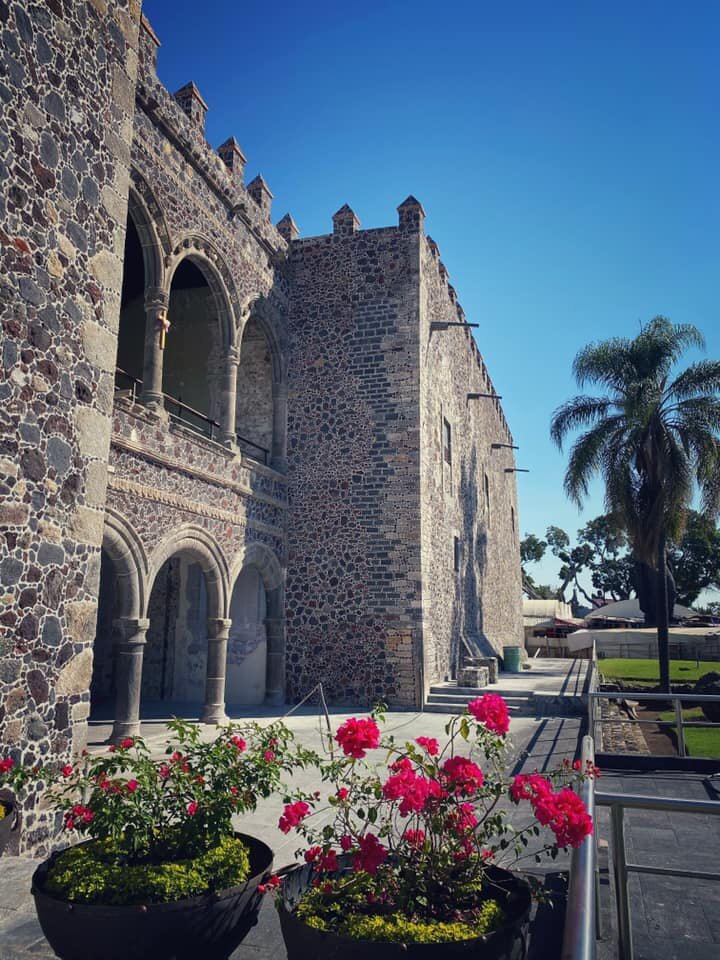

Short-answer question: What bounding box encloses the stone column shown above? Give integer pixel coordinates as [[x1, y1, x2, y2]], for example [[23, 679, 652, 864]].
[[220, 346, 240, 449], [270, 386, 288, 473], [110, 618, 149, 744], [264, 615, 286, 705], [201, 618, 232, 724], [140, 286, 168, 413]]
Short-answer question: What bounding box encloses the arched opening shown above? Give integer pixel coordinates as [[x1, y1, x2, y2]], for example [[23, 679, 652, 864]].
[[141, 553, 209, 710], [236, 314, 274, 463], [89, 549, 119, 715], [163, 259, 223, 438], [115, 216, 146, 394], [226, 565, 267, 705]]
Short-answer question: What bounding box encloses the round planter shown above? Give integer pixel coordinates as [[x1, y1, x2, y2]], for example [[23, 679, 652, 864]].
[[278, 862, 532, 959], [32, 832, 273, 960], [0, 799, 17, 857]]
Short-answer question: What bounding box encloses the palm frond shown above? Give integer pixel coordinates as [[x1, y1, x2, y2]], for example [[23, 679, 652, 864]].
[[562, 415, 625, 507], [550, 396, 614, 450]]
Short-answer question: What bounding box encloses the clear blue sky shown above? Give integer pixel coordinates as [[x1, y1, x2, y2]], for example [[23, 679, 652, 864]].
[[144, 0, 720, 594]]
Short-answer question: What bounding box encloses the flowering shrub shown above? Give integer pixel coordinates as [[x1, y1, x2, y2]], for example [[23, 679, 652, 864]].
[[48, 717, 307, 864], [0, 756, 51, 822], [272, 695, 597, 943]]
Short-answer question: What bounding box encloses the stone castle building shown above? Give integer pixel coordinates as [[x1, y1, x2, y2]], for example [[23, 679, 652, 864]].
[[0, 3, 522, 850]]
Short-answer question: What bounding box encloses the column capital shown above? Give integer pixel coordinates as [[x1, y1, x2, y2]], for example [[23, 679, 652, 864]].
[[112, 617, 150, 644], [207, 617, 232, 638], [144, 287, 168, 313]]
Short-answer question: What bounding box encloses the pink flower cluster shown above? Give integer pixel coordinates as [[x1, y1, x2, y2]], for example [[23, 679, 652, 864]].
[[335, 717, 381, 758], [382, 758, 442, 816], [279, 800, 311, 833], [304, 846, 339, 872], [511, 774, 592, 848], [0, 758, 15, 775], [64, 804, 93, 830], [353, 833, 388, 874], [440, 756, 484, 796], [415, 736, 439, 756], [468, 694, 510, 735]]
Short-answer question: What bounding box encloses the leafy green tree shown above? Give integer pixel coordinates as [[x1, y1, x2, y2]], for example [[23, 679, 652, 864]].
[[670, 511, 720, 606], [551, 317, 720, 691], [520, 533, 549, 598]]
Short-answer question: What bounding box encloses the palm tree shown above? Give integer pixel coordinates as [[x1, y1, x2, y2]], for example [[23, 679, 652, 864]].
[[550, 317, 720, 692]]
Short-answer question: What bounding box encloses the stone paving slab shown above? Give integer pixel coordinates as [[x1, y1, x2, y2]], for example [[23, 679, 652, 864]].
[[0, 710, 583, 959], [596, 769, 720, 960]]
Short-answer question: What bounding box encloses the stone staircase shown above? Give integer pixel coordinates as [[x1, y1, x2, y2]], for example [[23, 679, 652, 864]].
[[424, 682, 535, 716], [423, 659, 591, 718]]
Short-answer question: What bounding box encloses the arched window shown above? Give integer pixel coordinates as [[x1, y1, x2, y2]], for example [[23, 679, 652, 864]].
[[235, 314, 274, 463], [115, 216, 146, 397]]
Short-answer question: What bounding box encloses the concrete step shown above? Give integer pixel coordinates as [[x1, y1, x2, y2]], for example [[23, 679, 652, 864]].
[[429, 684, 534, 699], [423, 700, 530, 716], [425, 693, 531, 708]]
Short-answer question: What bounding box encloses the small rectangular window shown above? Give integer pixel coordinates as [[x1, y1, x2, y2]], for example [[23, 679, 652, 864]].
[[453, 536, 461, 573], [511, 506, 515, 533], [484, 472, 491, 522], [443, 418, 452, 466]]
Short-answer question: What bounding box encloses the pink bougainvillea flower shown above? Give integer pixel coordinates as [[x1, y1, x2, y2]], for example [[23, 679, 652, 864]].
[[468, 694, 510, 736], [158, 764, 171, 779], [120, 738, 134, 749], [440, 756, 485, 796], [415, 736, 439, 756], [264, 750, 276, 763], [278, 800, 311, 833], [403, 828, 426, 848], [230, 735, 246, 752], [304, 845, 322, 863], [510, 773, 553, 803], [126, 779, 138, 793], [0, 758, 15, 774], [533, 787, 593, 848], [258, 874, 281, 894], [187, 801, 198, 816], [336, 787, 349, 801], [383, 764, 436, 816], [60, 764, 73, 778], [340, 834, 353, 851], [352, 833, 388, 875], [335, 717, 380, 759]]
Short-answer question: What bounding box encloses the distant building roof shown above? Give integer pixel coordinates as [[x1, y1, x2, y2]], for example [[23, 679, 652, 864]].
[[522, 599, 574, 623], [585, 598, 695, 621]]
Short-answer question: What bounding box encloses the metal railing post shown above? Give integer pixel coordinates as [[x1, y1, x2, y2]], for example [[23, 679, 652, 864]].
[[610, 804, 633, 960], [673, 697, 686, 757]]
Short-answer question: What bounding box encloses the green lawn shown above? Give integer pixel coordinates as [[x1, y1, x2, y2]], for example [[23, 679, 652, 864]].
[[657, 706, 720, 759], [598, 658, 720, 686]]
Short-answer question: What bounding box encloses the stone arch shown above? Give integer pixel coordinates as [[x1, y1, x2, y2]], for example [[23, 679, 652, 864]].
[[102, 508, 149, 621], [229, 542, 285, 705], [239, 294, 287, 390], [129, 168, 172, 267], [146, 525, 229, 621], [165, 236, 239, 351]]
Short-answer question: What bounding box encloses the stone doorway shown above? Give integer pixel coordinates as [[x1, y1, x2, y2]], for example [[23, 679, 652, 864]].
[[226, 565, 267, 706], [141, 554, 209, 711], [89, 549, 120, 715]]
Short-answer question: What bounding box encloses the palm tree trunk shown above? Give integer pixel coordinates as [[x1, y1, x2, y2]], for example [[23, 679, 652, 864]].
[[657, 531, 670, 693]]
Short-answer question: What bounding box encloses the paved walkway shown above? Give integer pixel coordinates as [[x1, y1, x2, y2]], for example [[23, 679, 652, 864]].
[[596, 769, 720, 960], [0, 709, 583, 959]]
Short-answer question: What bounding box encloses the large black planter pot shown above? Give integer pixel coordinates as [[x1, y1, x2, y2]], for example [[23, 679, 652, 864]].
[[278, 863, 532, 959], [32, 833, 273, 960], [0, 800, 17, 857]]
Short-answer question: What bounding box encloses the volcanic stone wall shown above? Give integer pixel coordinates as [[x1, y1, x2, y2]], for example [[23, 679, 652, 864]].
[[419, 238, 523, 686], [0, 0, 141, 854], [285, 218, 425, 707]]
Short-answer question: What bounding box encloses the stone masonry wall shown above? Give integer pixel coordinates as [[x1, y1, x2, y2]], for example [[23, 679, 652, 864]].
[[418, 238, 523, 689], [286, 220, 424, 707], [0, 0, 140, 854]]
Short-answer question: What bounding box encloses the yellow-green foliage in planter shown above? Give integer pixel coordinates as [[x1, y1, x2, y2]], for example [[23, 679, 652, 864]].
[[45, 835, 250, 905]]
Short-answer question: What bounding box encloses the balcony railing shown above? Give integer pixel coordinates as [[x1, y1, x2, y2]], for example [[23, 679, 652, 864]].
[[114, 369, 270, 466]]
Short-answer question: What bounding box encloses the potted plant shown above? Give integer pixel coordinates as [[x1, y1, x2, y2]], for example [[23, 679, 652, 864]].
[[268, 697, 596, 958], [31, 717, 307, 960]]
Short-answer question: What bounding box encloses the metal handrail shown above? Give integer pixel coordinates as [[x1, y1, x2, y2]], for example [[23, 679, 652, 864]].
[[235, 432, 269, 465], [595, 789, 720, 960], [561, 734, 598, 960], [589, 689, 720, 757], [114, 366, 143, 403]]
